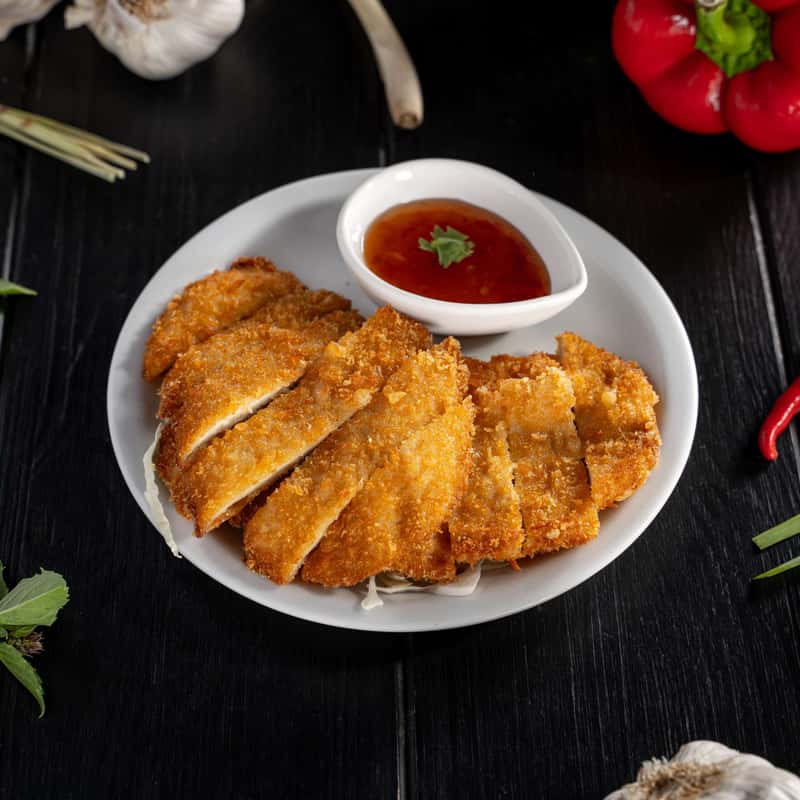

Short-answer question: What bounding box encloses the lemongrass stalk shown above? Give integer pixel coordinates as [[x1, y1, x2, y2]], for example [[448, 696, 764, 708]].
[[1, 116, 125, 179], [0, 121, 117, 182], [0, 106, 150, 163]]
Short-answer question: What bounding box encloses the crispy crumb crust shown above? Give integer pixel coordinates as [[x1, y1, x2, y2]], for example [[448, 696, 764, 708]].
[[448, 353, 557, 564], [176, 307, 431, 534], [159, 311, 362, 467], [142, 257, 303, 381], [158, 289, 355, 420], [557, 332, 661, 509], [448, 406, 523, 564], [464, 353, 558, 393], [483, 368, 599, 556], [301, 399, 475, 587], [244, 338, 467, 584]]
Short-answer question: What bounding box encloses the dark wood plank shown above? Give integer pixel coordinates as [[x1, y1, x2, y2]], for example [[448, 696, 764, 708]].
[[383, 1, 800, 797], [0, 6, 400, 799], [751, 151, 800, 384]]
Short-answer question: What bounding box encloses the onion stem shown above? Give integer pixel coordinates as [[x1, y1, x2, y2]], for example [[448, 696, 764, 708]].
[[752, 512, 800, 550], [0, 105, 150, 182]]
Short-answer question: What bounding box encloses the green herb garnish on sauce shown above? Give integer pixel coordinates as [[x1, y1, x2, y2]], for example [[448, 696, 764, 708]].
[[418, 225, 474, 268]]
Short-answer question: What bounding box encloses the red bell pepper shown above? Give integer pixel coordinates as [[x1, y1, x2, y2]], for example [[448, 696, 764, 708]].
[[612, 0, 800, 152]]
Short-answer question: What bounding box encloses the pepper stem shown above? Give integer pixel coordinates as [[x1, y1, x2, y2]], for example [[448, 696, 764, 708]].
[[695, 0, 773, 78]]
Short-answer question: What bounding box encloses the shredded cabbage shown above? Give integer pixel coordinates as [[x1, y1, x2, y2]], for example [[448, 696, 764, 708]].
[[143, 424, 181, 558], [361, 575, 383, 609], [360, 562, 483, 610]]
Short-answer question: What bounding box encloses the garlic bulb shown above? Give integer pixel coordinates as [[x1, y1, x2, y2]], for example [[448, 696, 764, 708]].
[[64, 0, 244, 81], [0, 0, 59, 40], [606, 740, 800, 800]]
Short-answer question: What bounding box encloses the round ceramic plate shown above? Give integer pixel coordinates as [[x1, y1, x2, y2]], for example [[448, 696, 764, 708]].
[[107, 169, 697, 633]]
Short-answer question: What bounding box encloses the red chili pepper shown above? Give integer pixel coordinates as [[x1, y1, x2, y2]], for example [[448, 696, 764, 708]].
[[612, 0, 800, 152], [759, 377, 800, 460]]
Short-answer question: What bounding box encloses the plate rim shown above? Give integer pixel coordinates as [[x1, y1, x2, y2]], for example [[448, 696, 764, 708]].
[[107, 167, 698, 633]]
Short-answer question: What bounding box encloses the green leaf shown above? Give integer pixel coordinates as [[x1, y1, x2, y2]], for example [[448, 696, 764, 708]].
[[418, 225, 475, 268], [0, 642, 44, 716], [7, 625, 35, 637], [753, 512, 800, 550], [0, 562, 7, 598], [0, 628, 6, 640], [0, 570, 69, 628], [0, 278, 36, 296], [752, 555, 800, 581]]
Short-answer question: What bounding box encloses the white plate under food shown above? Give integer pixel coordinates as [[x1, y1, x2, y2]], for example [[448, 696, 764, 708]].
[[107, 168, 697, 633]]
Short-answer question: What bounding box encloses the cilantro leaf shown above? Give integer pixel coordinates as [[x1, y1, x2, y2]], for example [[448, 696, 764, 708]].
[[0, 642, 45, 717], [0, 278, 36, 296], [0, 562, 7, 599], [0, 569, 69, 628], [418, 225, 474, 268]]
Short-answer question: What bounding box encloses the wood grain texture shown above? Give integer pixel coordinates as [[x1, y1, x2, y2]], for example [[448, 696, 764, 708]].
[[2, 1, 800, 798], [0, 6, 399, 799], [383, 1, 800, 797]]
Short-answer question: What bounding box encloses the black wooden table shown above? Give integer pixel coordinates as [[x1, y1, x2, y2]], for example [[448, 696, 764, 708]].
[[2, 2, 799, 798]]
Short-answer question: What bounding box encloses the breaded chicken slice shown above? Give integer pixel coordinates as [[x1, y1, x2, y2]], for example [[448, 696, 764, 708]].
[[158, 288, 354, 420], [301, 400, 475, 587], [448, 401, 523, 564], [465, 353, 558, 393], [244, 338, 467, 584], [176, 307, 431, 534], [447, 354, 555, 564], [142, 257, 303, 381], [557, 332, 660, 509], [485, 367, 599, 556], [157, 311, 362, 473]]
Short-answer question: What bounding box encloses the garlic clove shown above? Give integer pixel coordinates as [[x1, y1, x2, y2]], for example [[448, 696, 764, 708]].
[[64, 0, 245, 81], [0, 0, 59, 41], [606, 739, 800, 800]]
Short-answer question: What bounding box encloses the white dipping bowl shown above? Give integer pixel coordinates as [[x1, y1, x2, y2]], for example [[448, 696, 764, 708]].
[[337, 159, 587, 335]]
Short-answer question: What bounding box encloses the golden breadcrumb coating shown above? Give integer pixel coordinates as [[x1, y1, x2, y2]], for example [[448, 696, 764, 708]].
[[158, 288, 353, 421], [557, 332, 661, 509], [142, 257, 303, 381], [448, 402, 523, 564], [447, 354, 556, 564], [177, 307, 431, 534], [244, 338, 467, 584], [159, 311, 362, 467], [465, 353, 558, 393], [301, 400, 475, 587], [483, 367, 599, 556]]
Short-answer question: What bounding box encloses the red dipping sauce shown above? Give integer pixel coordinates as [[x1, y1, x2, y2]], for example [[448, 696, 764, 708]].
[[363, 198, 550, 304]]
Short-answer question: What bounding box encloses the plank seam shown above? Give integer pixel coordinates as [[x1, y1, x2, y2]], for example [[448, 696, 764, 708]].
[[746, 172, 800, 483]]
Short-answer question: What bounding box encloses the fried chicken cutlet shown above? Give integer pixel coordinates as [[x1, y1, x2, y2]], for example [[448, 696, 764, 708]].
[[176, 307, 431, 534], [244, 338, 467, 584], [301, 399, 475, 587], [157, 311, 362, 474], [483, 366, 599, 556], [557, 333, 660, 509], [449, 353, 556, 564], [143, 257, 303, 381], [158, 288, 354, 421]]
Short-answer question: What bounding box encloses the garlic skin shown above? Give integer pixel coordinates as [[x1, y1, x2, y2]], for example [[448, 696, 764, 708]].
[[64, 0, 245, 81], [606, 740, 800, 800], [0, 0, 59, 41]]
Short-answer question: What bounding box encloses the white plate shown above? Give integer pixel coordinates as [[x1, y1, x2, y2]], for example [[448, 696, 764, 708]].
[[107, 169, 697, 633]]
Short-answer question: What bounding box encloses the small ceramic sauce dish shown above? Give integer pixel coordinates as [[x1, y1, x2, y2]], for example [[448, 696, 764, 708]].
[[336, 158, 587, 335]]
